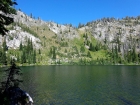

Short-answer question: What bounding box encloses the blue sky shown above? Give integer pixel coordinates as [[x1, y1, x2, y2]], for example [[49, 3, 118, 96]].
[[15, 0, 140, 26]]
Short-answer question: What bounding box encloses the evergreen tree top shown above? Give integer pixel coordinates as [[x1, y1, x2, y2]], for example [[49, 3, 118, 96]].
[[0, 0, 17, 36]]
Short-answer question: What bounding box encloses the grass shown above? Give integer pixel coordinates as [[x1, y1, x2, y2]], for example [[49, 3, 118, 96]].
[[90, 49, 108, 60]]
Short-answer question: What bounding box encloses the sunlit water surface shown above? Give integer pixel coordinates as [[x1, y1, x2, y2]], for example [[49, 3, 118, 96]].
[[7, 66, 140, 105]]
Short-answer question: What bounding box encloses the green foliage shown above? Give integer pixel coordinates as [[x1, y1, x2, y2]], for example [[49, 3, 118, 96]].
[[3, 38, 7, 52], [78, 23, 85, 28], [0, 40, 8, 65], [79, 58, 87, 65], [0, 50, 7, 65], [65, 49, 67, 53], [19, 38, 37, 64], [123, 45, 139, 64], [0, 0, 17, 36], [89, 43, 95, 51], [80, 45, 85, 53], [87, 51, 92, 58], [33, 50, 36, 63], [104, 37, 107, 44], [49, 46, 56, 59], [73, 46, 79, 53], [26, 38, 33, 52], [39, 49, 41, 54], [49, 47, 53, 56], [21, 50, 26, 64], [52, 47, 56, 59], [60, 41, 68, 47], [95, 43, 99, 51]]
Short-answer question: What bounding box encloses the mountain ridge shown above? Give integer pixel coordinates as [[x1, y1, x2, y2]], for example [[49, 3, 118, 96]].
[[0, 10, 140, 65]]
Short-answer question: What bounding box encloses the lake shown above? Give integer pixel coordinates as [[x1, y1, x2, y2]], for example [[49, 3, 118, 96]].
[[12, 66, 140, 104]]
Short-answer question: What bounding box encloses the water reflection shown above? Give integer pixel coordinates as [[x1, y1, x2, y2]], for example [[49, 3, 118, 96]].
[[20, 66, 140, 105]]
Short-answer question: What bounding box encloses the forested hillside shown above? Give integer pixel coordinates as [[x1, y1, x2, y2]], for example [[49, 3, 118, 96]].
[[0, 10, 140, 66]]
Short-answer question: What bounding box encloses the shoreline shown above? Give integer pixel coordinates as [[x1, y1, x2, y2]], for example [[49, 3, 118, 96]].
[[0, 63, 140, 68]]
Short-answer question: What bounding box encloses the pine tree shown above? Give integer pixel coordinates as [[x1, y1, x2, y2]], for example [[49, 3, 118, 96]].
[[127, 51, 132, 63], [78, 23, 82, 28], [85, 33, 88, 39], [49, 47, 53, 56], [80, 46, 85, 53], [132, 45, 137, 62], [115, 45, 118, 59], [2, 38, 7, 52], [33, 50, 36, 63], [28, 55, 31, 64], [0, 58, 23, 105], [1, 39, 7, 65], [95, 43, 99, 51], [52, 47, 56, 59], [117, 37, 121, 52], [89, 43, 95, 51], [30, 13, 32, 18], [104, 37, 107, 44], [30, 39, 33, 51], [83, 33, 85, 37], [17, 54, 20, 63], [39, 49, 41, 54], [87, 51, 92, 58], [65, 49, 67, 53], [26, 39, 30, 53], [1, 51, 7, 65], [0, 61, 22, 93], [19, 42, 23, 51], [0, 0, 17, 36], [21, 50, 26, 64], [0, 50, 2, 64]]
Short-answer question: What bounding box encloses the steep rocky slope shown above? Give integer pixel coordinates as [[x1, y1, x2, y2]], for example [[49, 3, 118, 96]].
[[0, 10, 79, 49], [80, 17, 140, 56], [0, 10, 140, 65]]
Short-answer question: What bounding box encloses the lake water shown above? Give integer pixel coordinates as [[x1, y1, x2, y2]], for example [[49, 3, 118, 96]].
[[18, 66, 140, 104]]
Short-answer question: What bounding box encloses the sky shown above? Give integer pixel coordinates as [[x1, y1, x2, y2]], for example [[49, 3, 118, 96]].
[[15, 0, 140, 26]]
